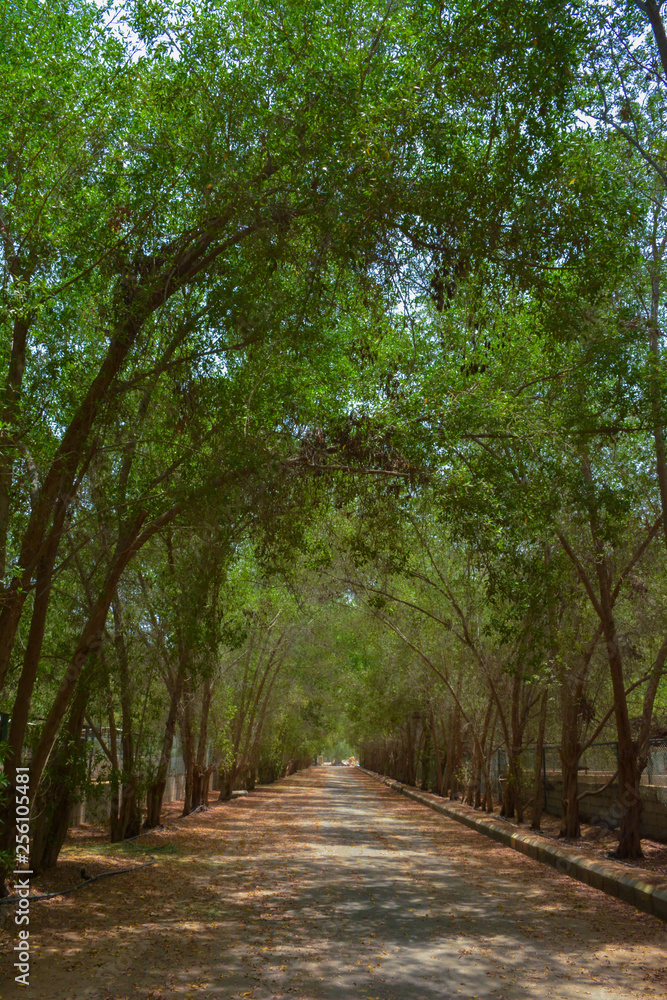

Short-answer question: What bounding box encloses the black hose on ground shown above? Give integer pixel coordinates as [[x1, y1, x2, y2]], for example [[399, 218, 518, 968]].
[[1, 801, 223, 905], [0, 831, 160, 905]]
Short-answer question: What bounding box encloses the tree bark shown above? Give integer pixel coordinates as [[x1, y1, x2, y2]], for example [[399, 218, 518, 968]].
[[0, 313, 32, 580], [28, 506, 179, 804], [144, 659, 186, 829], [180, 682, 196, 816], [2, 534, 61, 819], [531, 688, 549, 831], [0, 317, 147, 692], [30, 681, 89, 873], [559, 683, 581, 838], [190, 678, 214, 809], [638, 1, 667, 81], [420, 722, 431, 792], [108, 593, 141, 841], [428, 702, 444, 795]]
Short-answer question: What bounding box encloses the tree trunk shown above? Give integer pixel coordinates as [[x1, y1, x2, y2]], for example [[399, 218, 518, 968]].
[[407, 717, 419, 786], [218, 767, 236, 801], [0, 314, 32, 581], [110, 776, 141, 842], [511, 673, 526, 823], [190, 679, 214, 810], [596, 562, 643, 857], [27, 518, 147, 801], [192, 765, 214, 808], [471, 699, 494, 809], [144, 663, 186, 829], [0, 528, 67, 871], [559, 688, 581, 838], [531, 688, 548, 832], [560, 756, 580, 839], [420, 724, 431, 791], [30, 684, 89, 872], [244, 767, 256, 792], [442, 707, 459, 799], [481, 707, 497, 812], [108, 592, 141, 841], [471, 739, 482, 808], [180, 684, 195, 816], [0, 311, 150, 693], [428, 703, 444, 795]]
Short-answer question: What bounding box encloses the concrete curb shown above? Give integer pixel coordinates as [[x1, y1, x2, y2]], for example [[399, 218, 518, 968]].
[[360, 768, 667, 922]]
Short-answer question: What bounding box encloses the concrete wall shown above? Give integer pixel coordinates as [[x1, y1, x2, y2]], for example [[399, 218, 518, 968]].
[[544, 773, 667, 842], [163, 773, 185, 803], [71, 790, 110, 826], [71, 774, 187, 826]]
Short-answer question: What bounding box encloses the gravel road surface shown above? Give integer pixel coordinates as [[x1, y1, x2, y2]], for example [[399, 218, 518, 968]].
[[1, 766, 665, 999]]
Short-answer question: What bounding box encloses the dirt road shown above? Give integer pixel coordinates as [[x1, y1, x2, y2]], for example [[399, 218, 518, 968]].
[[1, 766, 665, 999]]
